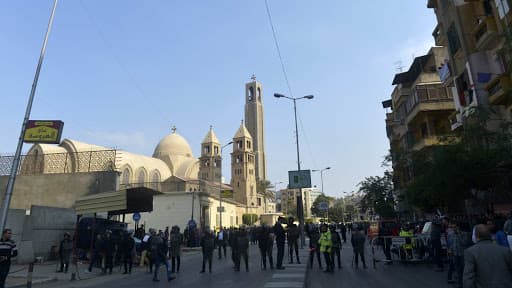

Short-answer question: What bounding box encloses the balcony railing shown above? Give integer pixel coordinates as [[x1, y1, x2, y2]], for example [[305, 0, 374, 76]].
[[485, 74, 512, 105]]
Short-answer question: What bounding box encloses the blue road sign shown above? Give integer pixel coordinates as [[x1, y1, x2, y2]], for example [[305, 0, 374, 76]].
[[133, 212, 141, 222]]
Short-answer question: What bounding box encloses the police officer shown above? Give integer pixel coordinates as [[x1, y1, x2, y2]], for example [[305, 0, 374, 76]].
[[274, 217, 286, 270], [121, 230, 135, 274], [307, 224, 322, 270], [287, 217, 300, 264], [102, 230, 115, 275], [0, 229, 17, 288], [319, 223, 333, 273]]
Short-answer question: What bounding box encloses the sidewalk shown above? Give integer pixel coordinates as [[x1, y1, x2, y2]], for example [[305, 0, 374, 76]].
[[5, 249, 203, 288]]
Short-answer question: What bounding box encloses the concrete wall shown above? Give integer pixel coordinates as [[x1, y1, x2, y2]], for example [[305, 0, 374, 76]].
[[0, 171, 117, 210]]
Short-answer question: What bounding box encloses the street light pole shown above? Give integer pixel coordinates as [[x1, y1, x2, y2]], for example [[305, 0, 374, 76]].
[[313, 167, 331, 222], [274, 93, 314, 248], [1, 0, 58, 234], [219, 141, 233, 230]]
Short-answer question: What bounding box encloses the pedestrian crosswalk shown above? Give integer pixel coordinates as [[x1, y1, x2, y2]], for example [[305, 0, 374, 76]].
[[263, 250, 308, 288]]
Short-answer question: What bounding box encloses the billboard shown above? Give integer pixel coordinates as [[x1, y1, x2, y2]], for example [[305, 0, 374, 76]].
[[23, 120, 64, 144], [288, 170, 312, 189]]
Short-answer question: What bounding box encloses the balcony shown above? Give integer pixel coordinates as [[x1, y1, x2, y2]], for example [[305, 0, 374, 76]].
[[485, 74, 512, 105], [405, 87, 455, 125], [432, 24, 447, 47], [412, 137, 440, 151], [472, 16, 498, 51]]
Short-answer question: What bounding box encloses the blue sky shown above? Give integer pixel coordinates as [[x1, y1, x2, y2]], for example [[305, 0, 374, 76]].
[[0, 1, 436, 197]]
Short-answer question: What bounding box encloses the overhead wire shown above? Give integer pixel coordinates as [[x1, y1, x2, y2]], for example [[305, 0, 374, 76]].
[[78, 0, 170, 123], [264, 0, 319, 173]]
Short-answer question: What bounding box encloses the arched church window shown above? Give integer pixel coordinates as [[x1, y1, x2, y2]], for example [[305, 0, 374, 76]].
[[151, 172, 160, 190], [248, 87, 254, 101], [122, 168, 131, 185], [204, 145, 210, 154], [137, 169, 146, 184], [214, 146, 219, 155], [257, 87, 261, 101]]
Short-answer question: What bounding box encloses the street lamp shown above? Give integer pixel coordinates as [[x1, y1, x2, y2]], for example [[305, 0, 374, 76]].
[[274, 93, 314, 248], [313, 167, 331, 222], [219, 141, 233, 230]]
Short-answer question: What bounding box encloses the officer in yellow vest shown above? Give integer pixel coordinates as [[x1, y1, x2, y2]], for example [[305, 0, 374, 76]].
[[399, 224, 414, 259], [319, 223, 333, 272]]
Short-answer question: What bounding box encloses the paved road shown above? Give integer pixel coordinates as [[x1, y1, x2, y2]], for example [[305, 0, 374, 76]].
[[34, 244, 308, 288], [307, 240, 453, 288]]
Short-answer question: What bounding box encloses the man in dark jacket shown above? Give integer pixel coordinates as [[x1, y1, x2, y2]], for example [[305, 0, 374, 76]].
[[121, 231, 135, 274], [330, 224, 342, 269], [216, 228, 227, 259], [351, 225, 367, 269], [287, 217, 300, 264], [258, 225, 274, 270], [200, 228, 215, 273], [274, 217, 286, 270], [229, 228, 239, 269], [169, 226, 183, 273], [236, 227, 250, 272], [307, 224, 322, 269], [151, 231, 173, 282], [463, 224, 512, 288], [102, 231, 115, 275], [58, 232, 73, 273]]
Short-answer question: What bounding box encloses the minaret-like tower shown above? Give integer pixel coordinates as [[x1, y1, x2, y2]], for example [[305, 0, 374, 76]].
[[199, 126, 221, 182], [231, 121, 257, 206], [244, 75, 267, 183]]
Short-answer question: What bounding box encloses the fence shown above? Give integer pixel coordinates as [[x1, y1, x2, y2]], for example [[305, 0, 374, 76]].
[[370, 236, 429, 268], [0, 150, 116, 176]]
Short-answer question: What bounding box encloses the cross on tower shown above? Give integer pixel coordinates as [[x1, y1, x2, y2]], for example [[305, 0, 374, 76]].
[[251, 74, 256, 81], [171, 126, 177, 133]]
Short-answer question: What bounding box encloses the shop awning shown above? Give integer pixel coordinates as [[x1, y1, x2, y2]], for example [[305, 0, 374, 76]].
[[75, 187, 161, 215]]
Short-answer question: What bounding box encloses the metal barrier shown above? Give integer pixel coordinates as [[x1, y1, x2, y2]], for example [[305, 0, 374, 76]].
[[370, 236, 428, 268]]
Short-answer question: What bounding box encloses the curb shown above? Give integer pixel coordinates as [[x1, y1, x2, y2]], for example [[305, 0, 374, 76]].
[[7, 276, 57, 288]]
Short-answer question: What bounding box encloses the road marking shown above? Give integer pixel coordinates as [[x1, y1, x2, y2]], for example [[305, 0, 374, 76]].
[[264, 282, 303, 288], [273, 273, 303, 279]]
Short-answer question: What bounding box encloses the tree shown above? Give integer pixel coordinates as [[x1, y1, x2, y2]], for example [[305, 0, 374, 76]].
[[311, 194, 334, 219], [257, 180, 274, 213], [399, 107, 512, 213], [242, 214, 258, 225], [358, 172, 396, 218]]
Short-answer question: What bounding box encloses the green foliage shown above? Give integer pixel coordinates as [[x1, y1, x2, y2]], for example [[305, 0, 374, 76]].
[[242, 214, 259, 225], [358, 172, 396, 218], [310, 194, 334, 218], [257, 180, 274, 213], [400, 107, 512, 212]]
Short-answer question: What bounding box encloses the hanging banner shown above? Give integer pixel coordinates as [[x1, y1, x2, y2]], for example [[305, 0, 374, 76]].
[[23, 120, 64, 144]]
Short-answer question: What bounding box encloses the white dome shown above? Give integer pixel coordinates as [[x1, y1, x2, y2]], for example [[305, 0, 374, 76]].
[[153, 132, 194, 159]]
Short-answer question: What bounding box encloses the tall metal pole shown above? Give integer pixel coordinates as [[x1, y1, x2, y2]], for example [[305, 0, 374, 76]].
[[0, 0, 58, 234], [292, 99, 306, 248]]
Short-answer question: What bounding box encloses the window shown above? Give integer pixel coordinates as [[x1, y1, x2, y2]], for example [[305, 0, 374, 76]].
[[214, 146, 219, 155], [151, 172, 160, 189], [446, 23, 461, 56], [137, 170, 146, 184], [237, 141, 243, 149], [495, 0, 510, 18], [257, 198, 262, 206], [122, 168, 130, 184], [204, 145, 210, 154], [248, 87, 254, 101], [246, 140, 251, 149]]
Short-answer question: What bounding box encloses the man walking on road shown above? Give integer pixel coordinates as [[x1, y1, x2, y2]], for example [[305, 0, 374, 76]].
[[274, 217, 286, 270], [319, 223, 333, 273], [236, 226, 250, 272], [0, 229, 17, 288], [217, 228, 227, 259], [169, 225, 183, 273], [200, 228, 215, 273], [351, 225, 367, 269], [463, 224, 512, 288]]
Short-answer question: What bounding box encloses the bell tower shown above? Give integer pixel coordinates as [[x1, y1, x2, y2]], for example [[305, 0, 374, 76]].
[[231, 121, 257, 206], [245, 75, 267, 183], [199, 126, 221, 182]]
